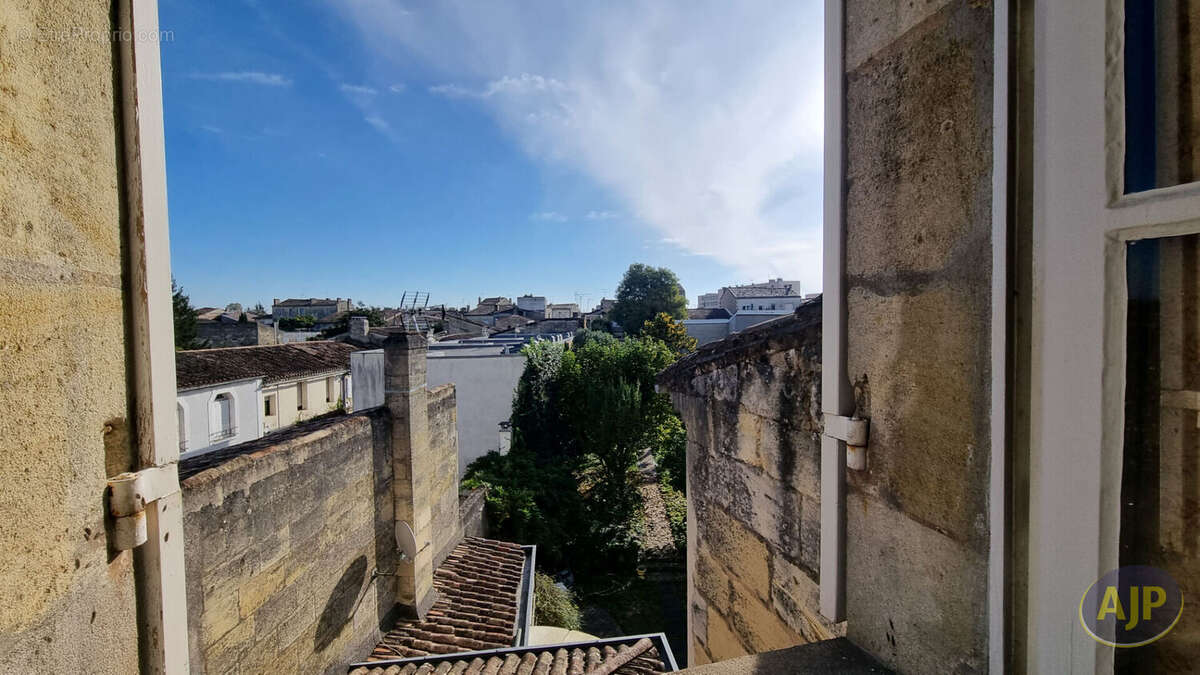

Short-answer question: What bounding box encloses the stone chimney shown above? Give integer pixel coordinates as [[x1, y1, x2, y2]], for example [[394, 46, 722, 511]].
[[349, 316, 369, 343], [383, 331, 437, 619]]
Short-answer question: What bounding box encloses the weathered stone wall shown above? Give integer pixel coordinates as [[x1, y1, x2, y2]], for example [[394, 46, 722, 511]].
[[842, 1, 993, 671], [659, 301, 832, 667], [459, 487, 489, 539], [428, 384, 463, 566], [197, 320, 276, 347], [0, 2, 140, 671], [181, 411, 400, 674]]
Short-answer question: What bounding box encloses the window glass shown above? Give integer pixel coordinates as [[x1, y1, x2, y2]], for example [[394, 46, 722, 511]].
[[1125, 0, 1200, 192], [1120, 234, 1200, 671]]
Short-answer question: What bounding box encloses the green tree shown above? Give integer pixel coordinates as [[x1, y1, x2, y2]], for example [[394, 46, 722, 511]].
[[250, 302, 266, 315], [172, 279, 206, 350], [237, 312, 248, 323], [533, 572, 582, 630], [641, 312, 697, 357], [610, 263, 687, 336], [319, 306, 386, 338]]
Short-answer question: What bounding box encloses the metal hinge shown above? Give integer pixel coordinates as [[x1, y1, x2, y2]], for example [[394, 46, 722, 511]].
[[824, 414, 870, 471], [107, 464, 181, 551]]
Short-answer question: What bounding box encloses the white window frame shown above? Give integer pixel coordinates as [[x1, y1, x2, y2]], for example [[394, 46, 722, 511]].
[[1024, 3, 1200, 672]]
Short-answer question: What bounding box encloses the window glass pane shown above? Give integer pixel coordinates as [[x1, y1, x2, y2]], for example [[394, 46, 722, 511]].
[[1125, 0, 1200, 192], [1120, 234, 1200, 671]]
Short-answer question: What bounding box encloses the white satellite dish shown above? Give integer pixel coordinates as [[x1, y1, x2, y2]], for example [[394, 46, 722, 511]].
[[395, 521, 417, 561]]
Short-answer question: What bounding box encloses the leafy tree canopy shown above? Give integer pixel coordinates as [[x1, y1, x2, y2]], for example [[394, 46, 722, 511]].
[[641, 312, 697, 357], [610, 263, 687, 336], [172, 279, 206, 350]]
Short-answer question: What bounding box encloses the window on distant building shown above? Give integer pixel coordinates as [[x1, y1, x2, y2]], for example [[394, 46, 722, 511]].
[[210, 393, 235, 442], [325, 376, 334, 403], [297, 382, 307, 410], [264, 394, 275, 417]]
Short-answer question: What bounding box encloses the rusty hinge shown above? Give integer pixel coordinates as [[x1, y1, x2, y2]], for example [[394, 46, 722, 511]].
[[824, 414, 870, 471], [107, 464, 181, 551]]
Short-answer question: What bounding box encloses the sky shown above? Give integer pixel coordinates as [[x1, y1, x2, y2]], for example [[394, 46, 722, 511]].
[[159, 0, 824, 311]]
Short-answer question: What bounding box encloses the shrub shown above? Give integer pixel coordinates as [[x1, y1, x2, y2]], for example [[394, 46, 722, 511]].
[[533, 572, 582, 630], [661, 484, 687, 553]]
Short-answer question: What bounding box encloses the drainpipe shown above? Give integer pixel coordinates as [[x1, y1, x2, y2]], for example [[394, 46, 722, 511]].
[[111, 0, 190, 672], [820, 0, 851, 623]]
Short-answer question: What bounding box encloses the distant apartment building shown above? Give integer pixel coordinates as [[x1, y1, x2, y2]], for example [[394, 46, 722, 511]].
[[516, 294, 547, 318], [545, 302, 580, 319], [174, 342, 359, 457], [271, 297, 351, 319], [683, 280, 809, 345]]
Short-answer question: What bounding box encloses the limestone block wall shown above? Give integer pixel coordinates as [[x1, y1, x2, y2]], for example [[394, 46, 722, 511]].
[[196, 320, 276, 347], [842, 1, 994, 671], [427, 384, 463, 566], [181, 411, 400, 673], [0, 1, 140, 671], [659, 301, 831, 667]]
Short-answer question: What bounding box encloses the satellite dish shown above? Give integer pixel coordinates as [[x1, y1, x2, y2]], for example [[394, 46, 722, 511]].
[[395, 521, 417, 561]]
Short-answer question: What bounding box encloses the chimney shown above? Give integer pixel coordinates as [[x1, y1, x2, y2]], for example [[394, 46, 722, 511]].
[[272, 298, 279, 307], [349, 316, 370, 342], [383, 331, 437, 619]]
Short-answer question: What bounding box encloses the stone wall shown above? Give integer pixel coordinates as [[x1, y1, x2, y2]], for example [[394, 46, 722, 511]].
[[181, 411, 400, 674], [427, 384, 463, 566], [0, 1, 140, 671], [842, 1, 993, 671], [197, 320, 276, 347], [659, 301, 833, 667]]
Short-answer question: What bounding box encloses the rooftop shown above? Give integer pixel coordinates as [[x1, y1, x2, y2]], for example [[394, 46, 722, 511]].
[[369, 538, 529, 660], [686, 308, 731, 320], [351, 635, 676, 674], [275, 297, 345, 307], [175, 341, 360, 390], [723, 285, 798, 298]]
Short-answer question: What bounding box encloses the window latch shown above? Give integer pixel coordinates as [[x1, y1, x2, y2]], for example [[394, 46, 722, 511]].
[[107, 464, 181, 551], [824, 414, 870, 471]]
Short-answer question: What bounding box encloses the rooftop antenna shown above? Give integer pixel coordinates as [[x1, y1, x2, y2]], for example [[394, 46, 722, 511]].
[[399, 291, 431, 333]]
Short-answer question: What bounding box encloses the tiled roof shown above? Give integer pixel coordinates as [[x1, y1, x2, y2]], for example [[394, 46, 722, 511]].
[[686, 308, 731, 320], [175, 341, 360, 389], [276, 297, 342, 307], [351, 635, 675, 674], [370, 538, 527, 660], [723, 285, 797, 298]]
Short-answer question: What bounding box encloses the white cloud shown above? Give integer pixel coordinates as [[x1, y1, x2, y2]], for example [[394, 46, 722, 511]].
[[199, 124, 223, 134], [531, 211, 568, 222], [340, 83, 379, 96], [334, 0, 825, 288], [365, 116, 393, 134], [191, 71, 292, 86], [389, 83, 407, 93], [586, 210, 620, 221]]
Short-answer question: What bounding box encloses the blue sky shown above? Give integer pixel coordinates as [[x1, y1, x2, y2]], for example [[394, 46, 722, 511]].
[[160, 0, 824, 311]]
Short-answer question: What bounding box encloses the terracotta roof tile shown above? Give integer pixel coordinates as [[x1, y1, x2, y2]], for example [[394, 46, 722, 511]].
[[351, 637, 671, 674], [175, 341, 361, 389], [372, 538, 527, 661]]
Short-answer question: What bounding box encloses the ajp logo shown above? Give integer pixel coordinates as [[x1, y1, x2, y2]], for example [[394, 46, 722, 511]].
[[1079, 566, 1184, 647]]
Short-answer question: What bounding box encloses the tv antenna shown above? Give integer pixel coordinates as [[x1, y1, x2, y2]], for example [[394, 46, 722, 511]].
[[399, 291, 431, 333]]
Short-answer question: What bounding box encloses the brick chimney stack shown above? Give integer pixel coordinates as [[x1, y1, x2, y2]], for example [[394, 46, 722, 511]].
[[383, 331, 437, 619]]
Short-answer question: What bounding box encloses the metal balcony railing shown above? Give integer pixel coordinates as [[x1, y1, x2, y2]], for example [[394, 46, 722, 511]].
[[208, 425, 237, 443]]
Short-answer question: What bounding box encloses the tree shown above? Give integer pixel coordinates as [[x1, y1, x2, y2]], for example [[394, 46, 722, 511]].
[[225, 302, 243, 313], [237, 312, 248, 323], [610, 263, 687, 336], [318, 306, 386, 338], [641, 312, 697, 357], [250, 302, 266, 315], [172, 279, 206, 350]]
